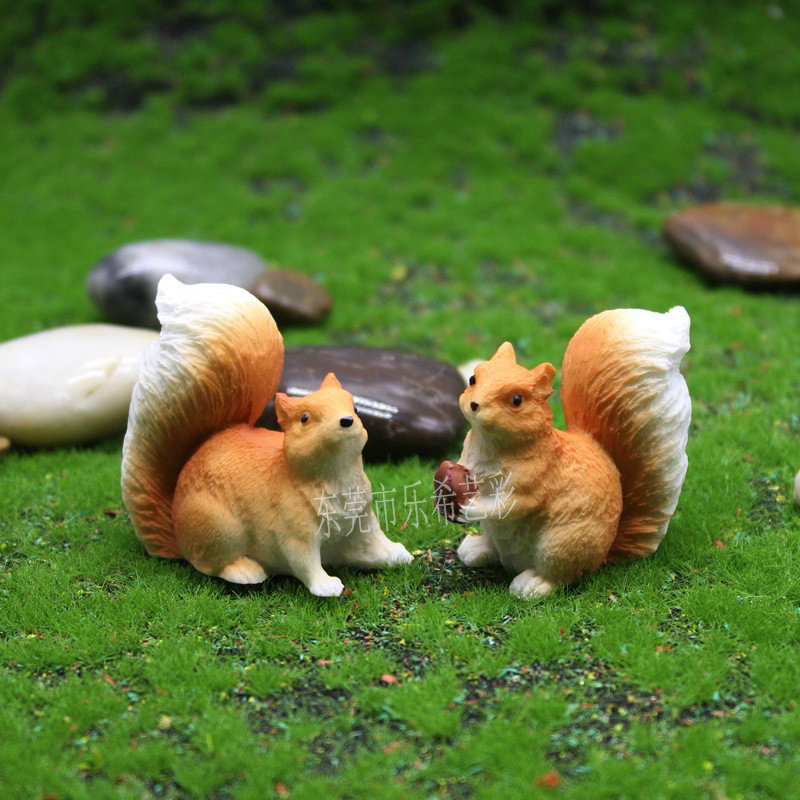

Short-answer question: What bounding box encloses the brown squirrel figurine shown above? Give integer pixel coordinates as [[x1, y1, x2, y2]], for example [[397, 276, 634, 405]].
[[435, 307, 691, 599], [121, 276, 412, 597]]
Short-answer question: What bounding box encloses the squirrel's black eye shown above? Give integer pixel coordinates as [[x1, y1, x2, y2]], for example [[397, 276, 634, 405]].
[[512, 394, 522, 407], [469, 375, 476, 386], [301, 413, 309, 423]]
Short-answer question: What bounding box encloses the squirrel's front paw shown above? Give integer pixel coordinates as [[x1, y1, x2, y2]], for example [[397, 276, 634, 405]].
[[509, 570, 556, 600], [389, 542, 414, 565], [455, 495, 483, 525], [457, 533, 498, 567], [308, 575, 345, 597]]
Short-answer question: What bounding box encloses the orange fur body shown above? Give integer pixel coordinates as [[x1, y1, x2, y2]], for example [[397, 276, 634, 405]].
[[454, 308, 691, 598], [122, 277, 411, 596]]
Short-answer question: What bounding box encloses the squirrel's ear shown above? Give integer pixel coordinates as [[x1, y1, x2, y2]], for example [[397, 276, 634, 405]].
[[492, 342, 516, 363], [275, 393, 294, 429], [530, 363, 556, 400], [320, 372, 342, 390]]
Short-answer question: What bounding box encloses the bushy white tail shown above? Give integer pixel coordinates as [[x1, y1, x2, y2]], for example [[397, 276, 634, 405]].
[[561, 307, 691, 561], [121, 275, 283, 558]]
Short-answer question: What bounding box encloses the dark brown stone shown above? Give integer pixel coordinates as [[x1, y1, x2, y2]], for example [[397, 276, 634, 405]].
[[664, 203, 800, 286], [256, 346, 466, 460], [249, 269, 331, 324], [433, 461, 477, 523]]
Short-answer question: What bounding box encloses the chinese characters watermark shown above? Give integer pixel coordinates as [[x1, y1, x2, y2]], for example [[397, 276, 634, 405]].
[[314, 471, 515, 534]]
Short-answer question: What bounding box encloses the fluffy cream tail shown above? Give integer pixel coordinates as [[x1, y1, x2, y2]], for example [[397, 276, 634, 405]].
[[121, 275, 283, 558], [561, 307, 691, 561]]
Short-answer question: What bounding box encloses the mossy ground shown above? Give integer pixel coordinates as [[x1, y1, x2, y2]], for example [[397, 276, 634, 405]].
[[2, 3, 800, 798]]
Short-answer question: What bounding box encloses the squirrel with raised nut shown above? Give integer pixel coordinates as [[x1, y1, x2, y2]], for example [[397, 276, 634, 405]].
[[435, 307, 691, 599], [121, 275, 412, 597]]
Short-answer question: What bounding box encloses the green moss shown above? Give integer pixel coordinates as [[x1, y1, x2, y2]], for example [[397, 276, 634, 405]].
[[2, 4, 800, 798]]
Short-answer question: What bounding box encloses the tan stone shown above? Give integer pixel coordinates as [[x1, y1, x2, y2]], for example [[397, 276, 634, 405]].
[[664, 203, 800, 286]]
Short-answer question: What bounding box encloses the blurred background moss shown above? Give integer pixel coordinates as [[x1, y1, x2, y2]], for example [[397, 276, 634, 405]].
[[4, 1, 799, 124], [2, 5, 800, 798]]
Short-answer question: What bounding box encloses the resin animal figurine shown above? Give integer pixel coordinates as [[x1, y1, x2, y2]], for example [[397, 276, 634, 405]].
[[435, 307, 691, 599], [121, 275, 412, 597]]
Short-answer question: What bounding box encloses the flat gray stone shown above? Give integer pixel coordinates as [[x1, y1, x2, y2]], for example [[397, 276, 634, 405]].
[[88, 239, 329, 327], [0, 324, 157, 447]]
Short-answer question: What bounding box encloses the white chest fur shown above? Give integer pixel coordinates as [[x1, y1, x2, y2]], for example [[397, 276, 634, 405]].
[[310, 469, 373, 542]]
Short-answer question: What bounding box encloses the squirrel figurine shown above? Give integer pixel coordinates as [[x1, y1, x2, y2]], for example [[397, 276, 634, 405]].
[[435, 307, 691, 599], [121, 275, 412, 597]]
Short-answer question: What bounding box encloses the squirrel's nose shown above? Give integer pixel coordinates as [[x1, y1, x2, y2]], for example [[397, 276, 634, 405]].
[[340, 416, 354, 428], [470, 401, 479, 412]]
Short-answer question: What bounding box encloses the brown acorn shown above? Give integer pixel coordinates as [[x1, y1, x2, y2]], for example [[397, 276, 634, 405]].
[[433, 460, 477, 523]]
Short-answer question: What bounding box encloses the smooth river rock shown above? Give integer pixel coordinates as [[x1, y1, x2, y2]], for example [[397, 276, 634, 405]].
[[664, 203, 800, 286], [257, 346, 466, 459], [249, 269, 331, 324], [0, 325, 157, 447], [88, 239, 331, 327]]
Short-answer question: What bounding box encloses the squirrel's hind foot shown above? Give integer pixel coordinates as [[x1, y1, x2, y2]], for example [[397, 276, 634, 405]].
[[219, 557, 268, 585], [509, 569, 556, 600]]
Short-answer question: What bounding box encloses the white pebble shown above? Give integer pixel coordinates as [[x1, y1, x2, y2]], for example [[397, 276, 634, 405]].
[[0, 324, 157, 447], [457, 358, 484, 385]]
